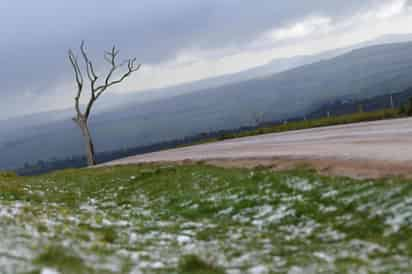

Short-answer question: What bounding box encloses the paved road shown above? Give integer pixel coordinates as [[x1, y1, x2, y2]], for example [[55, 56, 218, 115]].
[[103, 117, 412, 167]]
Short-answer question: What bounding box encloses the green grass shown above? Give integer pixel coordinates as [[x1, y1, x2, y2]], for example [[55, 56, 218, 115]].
[[33, 246, 93, 274], [195, 109, 401, 144], [178, 255, 225, 274], [1, 164, 412, 273]]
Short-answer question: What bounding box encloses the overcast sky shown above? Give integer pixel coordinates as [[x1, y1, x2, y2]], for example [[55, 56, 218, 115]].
[[1, 0, 412, 119]]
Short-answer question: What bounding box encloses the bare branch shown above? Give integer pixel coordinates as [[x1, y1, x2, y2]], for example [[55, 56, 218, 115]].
[[88, 61, 98, 80], [95, 58, 141, 99], [80, 41, 94, 81], [68, 49, 83, 116], [69, 41, 141, 119], [80, 41, 99, 104]]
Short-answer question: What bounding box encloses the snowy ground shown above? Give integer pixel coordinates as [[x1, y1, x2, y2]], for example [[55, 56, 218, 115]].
[[1, 165, 412, 273]]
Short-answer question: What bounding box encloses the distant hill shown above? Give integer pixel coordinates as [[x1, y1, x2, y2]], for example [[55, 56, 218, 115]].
[[97, 33, 412, 110], [3, 40, 412, 170]]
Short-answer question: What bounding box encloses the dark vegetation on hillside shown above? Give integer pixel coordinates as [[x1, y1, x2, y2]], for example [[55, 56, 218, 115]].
[[17, 87, 412, 175]]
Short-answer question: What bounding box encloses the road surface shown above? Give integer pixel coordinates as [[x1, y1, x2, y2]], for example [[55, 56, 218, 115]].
[[102, 117, 412, 178]]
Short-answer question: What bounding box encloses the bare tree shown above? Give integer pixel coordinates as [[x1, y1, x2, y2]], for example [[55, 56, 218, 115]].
[[68, 41, 141, 166]]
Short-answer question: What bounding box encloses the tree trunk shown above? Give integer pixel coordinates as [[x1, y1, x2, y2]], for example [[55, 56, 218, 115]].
[[75, 117, 97, 166]]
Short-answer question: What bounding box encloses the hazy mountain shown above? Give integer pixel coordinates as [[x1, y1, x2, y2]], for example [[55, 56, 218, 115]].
[[97, 32, 412, 111], [3, 38, 412, 170], [0, 108, 74, 145]]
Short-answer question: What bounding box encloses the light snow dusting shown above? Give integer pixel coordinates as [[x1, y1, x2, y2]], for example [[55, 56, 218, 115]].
[[1, 167, 412, 273]]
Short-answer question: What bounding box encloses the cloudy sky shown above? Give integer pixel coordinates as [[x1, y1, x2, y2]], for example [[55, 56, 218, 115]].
[[1, 0, 412, 119]]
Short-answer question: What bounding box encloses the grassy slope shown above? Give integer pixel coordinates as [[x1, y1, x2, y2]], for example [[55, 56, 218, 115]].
[[1, 165, 412, 274]]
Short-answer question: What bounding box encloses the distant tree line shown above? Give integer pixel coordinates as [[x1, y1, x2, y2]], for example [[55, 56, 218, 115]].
[[399, 97, 412, 116]]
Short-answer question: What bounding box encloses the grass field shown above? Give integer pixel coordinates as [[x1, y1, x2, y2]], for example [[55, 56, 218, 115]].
[[1, 164, 412, 273]]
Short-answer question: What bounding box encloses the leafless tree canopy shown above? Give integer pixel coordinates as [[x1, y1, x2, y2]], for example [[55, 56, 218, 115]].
[[68, 41, 141, 120]]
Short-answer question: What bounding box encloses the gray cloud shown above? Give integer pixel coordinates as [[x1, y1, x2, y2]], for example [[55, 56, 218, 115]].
[[0, 0, 404, 118]]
